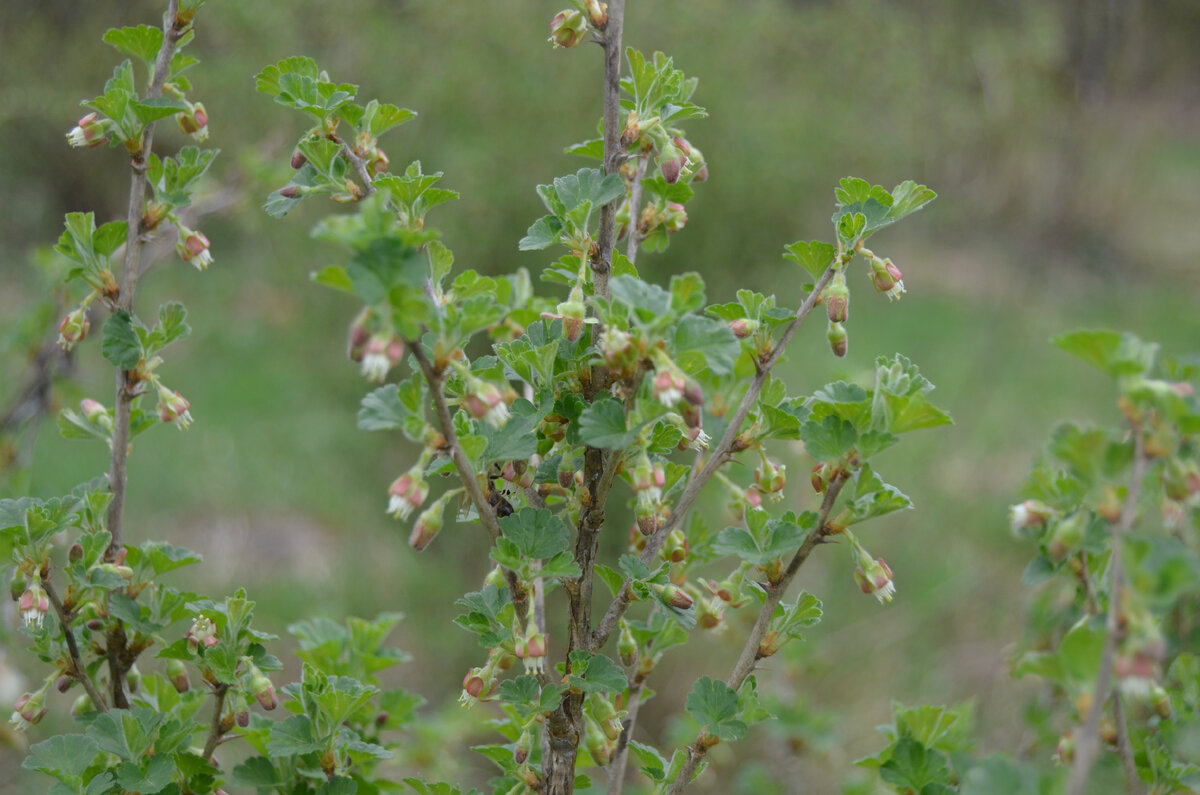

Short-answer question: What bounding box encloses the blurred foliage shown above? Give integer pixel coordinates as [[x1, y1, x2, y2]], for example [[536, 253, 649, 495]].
[[2, 0, 1199, 791]]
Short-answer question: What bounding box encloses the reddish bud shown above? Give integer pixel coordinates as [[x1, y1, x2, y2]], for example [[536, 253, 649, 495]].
[[549, 10, 588, 48], [290, 148, 307, 169]]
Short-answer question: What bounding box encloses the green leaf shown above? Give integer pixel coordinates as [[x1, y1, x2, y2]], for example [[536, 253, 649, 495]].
[[482, 393, 552, 462], [23, 734, 100, 779], [782, 240, 836, 280], [578, 395, 638, 449], [312, 265, 355, 293], [568, 651, 628, 694], [267, 714, 324, 756], [684, 676, 746, 741], [669, 272, 706, 315], [1054, 329, 1157, 378], [101, 311, 144, 370], [102, 25, 163, 68], [93, 221, 129, 258], [800, 415, 857, 461], [610, 275, 672, 320], [498, 508, 572, 559], [628, 740, 668, 781], [672, 315, 739, 376], [518, 215, 564, 251], [879, 738, 952, 790]]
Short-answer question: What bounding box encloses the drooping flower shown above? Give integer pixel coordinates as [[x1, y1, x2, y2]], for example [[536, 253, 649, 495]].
[[156, 385, 193, 429], [854, 556, 896, 604], [869, 256, 905, 301], [548, 9, 588, 48], [176, 102, 209, 142], [66, 113, 108, 148], [388, 465, 430, 521], [462, 378, 511, 428], [176, 226, 213, 270], [10, 689, 48, 732], [18, 584, 49, 629]]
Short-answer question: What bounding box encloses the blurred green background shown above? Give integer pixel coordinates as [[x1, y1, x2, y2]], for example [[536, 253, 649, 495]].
[[2, 0, 1199, 791]]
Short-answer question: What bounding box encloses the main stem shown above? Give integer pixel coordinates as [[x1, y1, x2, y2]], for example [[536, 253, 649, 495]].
[[105, 0, 183, 558], [544, 5, 626, 793], [102, 0, 184, 712]]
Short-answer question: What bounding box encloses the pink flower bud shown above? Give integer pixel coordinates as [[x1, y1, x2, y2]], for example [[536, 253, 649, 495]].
[[728, 318, 758, 339], [388, 469, 429, 521], [57, 307, 91, 349], [290, 148, 307, 169], [652, 368, 686, 407], [81, 398, 108, 424]]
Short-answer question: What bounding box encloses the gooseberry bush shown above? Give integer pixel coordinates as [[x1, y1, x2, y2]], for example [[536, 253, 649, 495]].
[[0, 2, 1061, 793]]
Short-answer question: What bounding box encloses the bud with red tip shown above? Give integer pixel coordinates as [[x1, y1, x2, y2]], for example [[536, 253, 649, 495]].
[[824, 270, 849, 323], [80, 398, 112, 431], [618, 619, 637, 667], [659, 141, 687, 184], [156, 385, 193, 429], [549, 9, 588, 48], [754, 458, 786, 500], [635, 498, 660, 536], [66, 113, 108, 148], [246, 661, 277, 710], [555, 285, 587, 342], [652, 583, 693, 610], [57, 306, 91, 349], [176, 225, 213, 270], [346, 309, 372, 363], [827, 321, 848, 358], [728, 318, 758, 339], [409, 491, 452, 551], [167, 659, 190, 693], [177, 102, 209, 141], [663, 202, 688, 233]]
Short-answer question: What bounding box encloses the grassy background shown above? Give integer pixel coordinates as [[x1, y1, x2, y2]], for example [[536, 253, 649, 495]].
[[2, 0, 1199, 791]]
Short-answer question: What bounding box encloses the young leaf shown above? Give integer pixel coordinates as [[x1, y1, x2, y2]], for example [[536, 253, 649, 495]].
[[498, 508, 572, 559], [101, 311, 144, 370], [684, 677, 746, 741], [782, 240, 837, 280], [577, 395, 639, 449]]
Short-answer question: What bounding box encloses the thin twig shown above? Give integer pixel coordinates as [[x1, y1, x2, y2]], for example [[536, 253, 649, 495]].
[[409, 345, 502, 542], [1112, 691, 1143, 795], [339, 143, 377, 199], [592, 264, 838, 648], [1067, 431, 1148, 795], [606, 679, 646, 795], [42, 576, 107, 713], [664, 472, 850, 794], [624, 153, 649, 264], [201, 683, 229, 759]]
